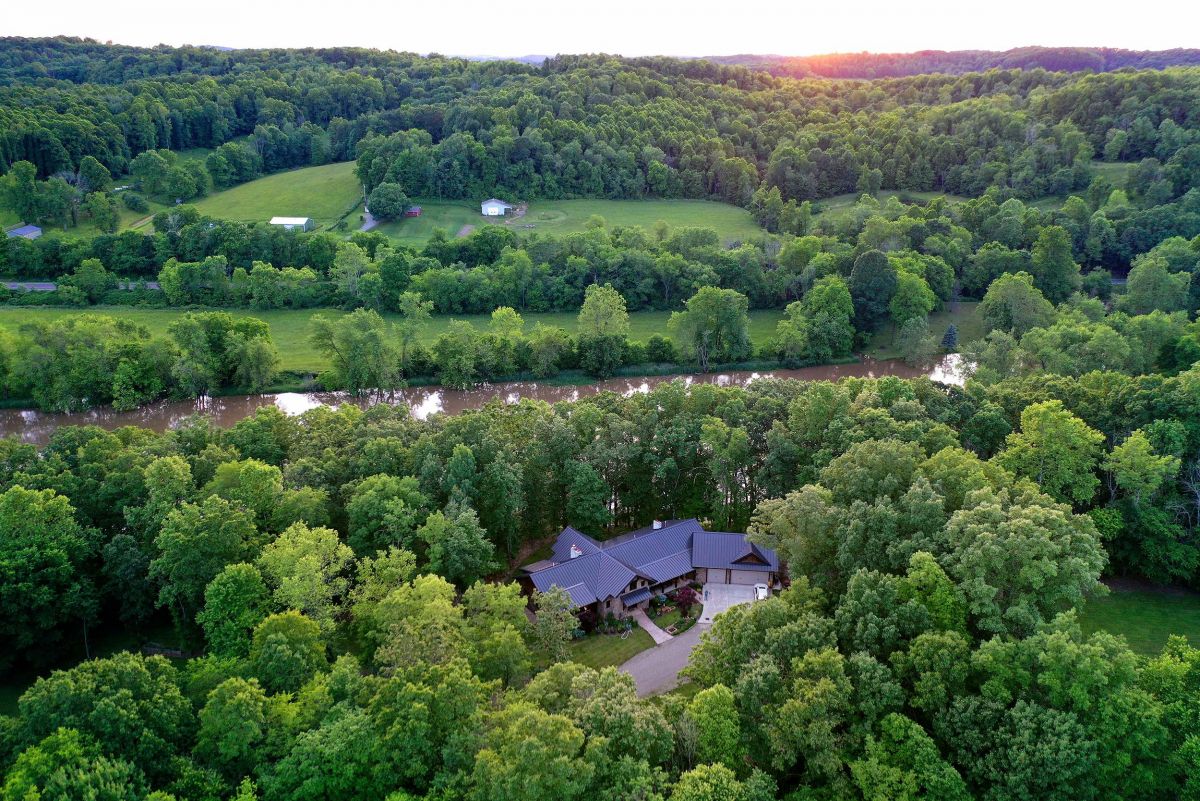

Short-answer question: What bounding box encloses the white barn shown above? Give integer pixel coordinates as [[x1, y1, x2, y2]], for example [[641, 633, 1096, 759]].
[[269, 216, 314, 232], [481, 198, 513, 217]]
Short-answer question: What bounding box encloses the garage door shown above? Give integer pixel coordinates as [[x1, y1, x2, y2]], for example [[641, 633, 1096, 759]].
[[729, 569, 766, 585]]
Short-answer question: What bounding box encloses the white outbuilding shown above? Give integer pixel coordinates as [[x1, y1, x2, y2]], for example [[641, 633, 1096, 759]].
[[269, 216, 315, 231], [481, 198, 513, 217]]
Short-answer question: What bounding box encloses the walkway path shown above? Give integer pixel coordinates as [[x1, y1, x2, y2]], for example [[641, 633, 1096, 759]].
[[630, 608, 672, 645], [360, 211, 379, 231]]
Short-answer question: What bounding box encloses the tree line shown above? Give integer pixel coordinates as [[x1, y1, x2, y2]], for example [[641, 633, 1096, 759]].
[[0, 362, 1198, 799]]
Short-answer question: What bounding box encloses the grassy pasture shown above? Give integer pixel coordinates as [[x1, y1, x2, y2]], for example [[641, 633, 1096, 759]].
[[1079, 585, 1200, 656], [0, 307, 786, 374], [190, 162, 362, 229], [863, 301, 983, 360]]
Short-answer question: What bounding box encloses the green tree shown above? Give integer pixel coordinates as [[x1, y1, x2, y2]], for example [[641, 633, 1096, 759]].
[[1104, 429, 1181, 506], [469, 703, 593, 801], [996, 400, 1106, 505], [249, 611, 326, 694], [889, 271, 936, 331], [687, 684, 744, 771], [0, 487, 98, 669], [16, 652, 194, 781], [346, 474, 430, 555], [197, 563, 271, 658], [1030, 225, 1081, 304], [849, 250, 898, 333], [418, 503, 497, 588], [979, 271, 1056, 336], [669, 286, 752, 372], [531, 586, 577, 665], [577, 283, 629, 378], [309, 309, 402, 395], [850, 713, 970, 801], [257, 522, 355, 629], [150, 496, 256, 627], [1119, 255, 1192, 314], [83, 191, 120, 233], [2, 728, 145, 801], [368, 182, 411, 221], [433, 320, 480, 389]]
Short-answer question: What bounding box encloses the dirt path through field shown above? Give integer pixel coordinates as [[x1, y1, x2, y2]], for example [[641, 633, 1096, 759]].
[[456, 224, 475, 237]]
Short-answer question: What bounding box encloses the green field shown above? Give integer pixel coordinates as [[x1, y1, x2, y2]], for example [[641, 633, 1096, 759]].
[[190, 162, 362, 229], [0, 307, 785, 374], [1079, 586, 1200, 655], [566, 629, 655, 669], [366, 199, 497, 245], [514, 199, 762, 242], [367, 197, 763, 246], [864, 301, 983, 360]]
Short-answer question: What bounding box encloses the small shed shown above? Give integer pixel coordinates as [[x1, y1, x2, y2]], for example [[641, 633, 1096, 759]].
[[405, 206, 423, 217], [5, 225, 42, 240], [481, 198, 513, 217], [269, 216, 315, 232]]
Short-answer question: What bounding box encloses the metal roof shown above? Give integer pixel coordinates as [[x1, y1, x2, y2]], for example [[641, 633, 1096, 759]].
[[6, 225, 41, 239], [621, 587, 652, 607], [530, 549, 636, 603], [692, 531, 778, 571], [482, 198, 512, 207], [269, 216, 310, 225], [526, 519, 777, 609], [549, 526, 601, 562]]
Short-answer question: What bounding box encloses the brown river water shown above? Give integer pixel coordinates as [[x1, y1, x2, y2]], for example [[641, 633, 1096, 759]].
[[0, 356, 966, 446]]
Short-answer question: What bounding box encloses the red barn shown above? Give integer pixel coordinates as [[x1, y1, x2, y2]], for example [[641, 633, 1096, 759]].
[[405, 206, 422, 217]]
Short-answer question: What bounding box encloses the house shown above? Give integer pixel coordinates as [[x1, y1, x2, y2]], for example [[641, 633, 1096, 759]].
[[5, 225, 42, 240], [405, 206, 423, 217], [481, 198, 513, 217], [519, 519, 779, 618], [268, 216, 314, 232]]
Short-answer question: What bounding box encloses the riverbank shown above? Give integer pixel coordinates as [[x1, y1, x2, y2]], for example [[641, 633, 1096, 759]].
[[0, 355, 966, 445]]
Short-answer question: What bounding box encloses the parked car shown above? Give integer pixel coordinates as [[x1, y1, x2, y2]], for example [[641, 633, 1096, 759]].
[[754, 583, 769, 601]]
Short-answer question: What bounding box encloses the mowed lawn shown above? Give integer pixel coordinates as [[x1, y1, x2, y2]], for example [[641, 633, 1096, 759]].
[[566, 629, 655, 669], [863, 301, 983, 359], [369, 198, 764, 246], [0, 307, 785, 374], [190, 162, 362, 229], [367, 199, 499, 245], [515, 199, 763, 243], [1079, 586, 1200, 656]]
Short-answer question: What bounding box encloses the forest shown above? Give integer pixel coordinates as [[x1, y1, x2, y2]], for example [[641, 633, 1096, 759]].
[[1, 36, 1200, 801]]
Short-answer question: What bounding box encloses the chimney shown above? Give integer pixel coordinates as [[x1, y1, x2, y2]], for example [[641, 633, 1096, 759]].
[[569, 543, 582, 559], [652, 520, 663, 530]]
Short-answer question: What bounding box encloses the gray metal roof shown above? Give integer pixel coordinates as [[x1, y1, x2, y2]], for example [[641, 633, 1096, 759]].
[[632, 548, 695, 583], [527, 519, 776, 609], [692, 531, 778, 571], [621, 587, 652, 607], [6, 225, 41, 239], [549, 526, 601, 562], [530, 549, 636, 603]]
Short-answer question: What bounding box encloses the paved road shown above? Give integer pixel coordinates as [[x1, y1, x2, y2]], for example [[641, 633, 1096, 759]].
[[3, 281, 160, 291], [360, 211, 378, 232], [619, 620, 708, 696], [619, 583, 758, 696]]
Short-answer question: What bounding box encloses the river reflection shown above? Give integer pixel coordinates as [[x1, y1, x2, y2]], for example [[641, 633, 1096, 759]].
[[0, 355, 966, 445]]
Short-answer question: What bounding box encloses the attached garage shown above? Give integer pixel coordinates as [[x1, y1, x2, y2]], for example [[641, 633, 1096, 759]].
[[729, 569, 766, 585]]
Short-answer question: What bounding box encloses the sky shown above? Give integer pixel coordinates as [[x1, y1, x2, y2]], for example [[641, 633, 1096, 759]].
[[5, 0, 1194, 57]]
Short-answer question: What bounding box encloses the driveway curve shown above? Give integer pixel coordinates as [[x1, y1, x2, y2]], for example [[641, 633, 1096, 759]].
[[619, 621, 708, 696]]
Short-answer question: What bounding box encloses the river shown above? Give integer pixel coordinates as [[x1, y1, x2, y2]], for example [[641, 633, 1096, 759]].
[[0, 355, 966, 445]]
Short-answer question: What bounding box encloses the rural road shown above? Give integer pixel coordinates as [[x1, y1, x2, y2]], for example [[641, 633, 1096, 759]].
[[4, 281, 160, 291], [360, 211, 378, 231], [620, 621, 709, 696]]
